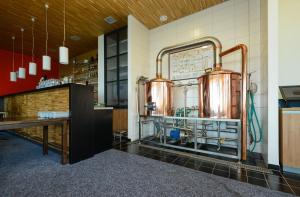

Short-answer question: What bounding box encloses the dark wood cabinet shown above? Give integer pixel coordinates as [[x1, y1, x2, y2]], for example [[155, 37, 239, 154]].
[[94, 109, 113, 153], [69, 84, 94, 163]]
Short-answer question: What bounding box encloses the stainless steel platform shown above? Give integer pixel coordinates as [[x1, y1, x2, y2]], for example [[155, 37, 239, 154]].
[[139, 116, 241, 160]]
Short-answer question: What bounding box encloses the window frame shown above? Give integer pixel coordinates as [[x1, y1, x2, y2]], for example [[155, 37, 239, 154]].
[[104, 26, 128, 108]]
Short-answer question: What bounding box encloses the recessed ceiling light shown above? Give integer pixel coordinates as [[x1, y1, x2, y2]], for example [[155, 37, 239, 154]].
[[104, 16, 117, 24], [160, 15, 168, 22], [70, 35, 81, 41]]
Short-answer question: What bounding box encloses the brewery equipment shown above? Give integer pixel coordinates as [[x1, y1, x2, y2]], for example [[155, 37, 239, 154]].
[[145, 37, 222, 116], [198, 69, 241, 119], [141, 37, 248, 160], [197, 44, 248, 159], [145, 77, 173, 116]]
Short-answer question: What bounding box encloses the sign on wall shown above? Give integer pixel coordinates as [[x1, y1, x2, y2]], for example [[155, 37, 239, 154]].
[[170, 45, 214, 84]]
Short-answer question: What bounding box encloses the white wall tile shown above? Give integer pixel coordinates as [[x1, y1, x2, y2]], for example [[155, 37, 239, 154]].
[[146, 0, 266, 153]]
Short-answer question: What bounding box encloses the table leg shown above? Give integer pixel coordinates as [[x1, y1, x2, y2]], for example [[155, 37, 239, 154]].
[[43, 126, 48, 155], [61, 121, 68, 164]]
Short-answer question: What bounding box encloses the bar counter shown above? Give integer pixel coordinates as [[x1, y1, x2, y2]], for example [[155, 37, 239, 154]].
[[1, 83, 95, 164]]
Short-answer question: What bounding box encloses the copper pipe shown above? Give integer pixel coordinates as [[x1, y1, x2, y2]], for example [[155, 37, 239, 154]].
[[156, 37, 222, 78], [220, 44, 248, 161]]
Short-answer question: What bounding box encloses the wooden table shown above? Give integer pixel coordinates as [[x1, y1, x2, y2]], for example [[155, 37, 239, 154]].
[[0, 117, 69, 164]]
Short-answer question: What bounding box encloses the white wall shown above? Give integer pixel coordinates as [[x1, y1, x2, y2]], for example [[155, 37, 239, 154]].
[[98, 35, 105, 104], [260, 0, 269, 165], [267, 0, 279, 166], [127, 15, 150, 141], [279, 0, 300, 86], [147, 0, 266, 153]]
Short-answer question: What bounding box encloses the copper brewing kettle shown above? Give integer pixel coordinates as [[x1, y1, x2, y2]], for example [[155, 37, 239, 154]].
[[198, 67, 241, 119], [145, 74, 173, 116]]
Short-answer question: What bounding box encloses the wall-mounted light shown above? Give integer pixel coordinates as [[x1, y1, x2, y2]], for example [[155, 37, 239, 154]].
[[29, 17, 37, 75], [42, 4, 51, 70], [18, 28, 26, 79], [59, 0, 69, 64], [10, 36, 17, 82]]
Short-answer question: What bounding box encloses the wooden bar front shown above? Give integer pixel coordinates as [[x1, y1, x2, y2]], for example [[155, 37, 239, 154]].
[[4, 86, 70, 149], [1, 84, 95, 164]]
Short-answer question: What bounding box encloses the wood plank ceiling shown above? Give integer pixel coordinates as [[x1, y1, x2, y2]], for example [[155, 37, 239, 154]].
[[0, 0, 224, 59]]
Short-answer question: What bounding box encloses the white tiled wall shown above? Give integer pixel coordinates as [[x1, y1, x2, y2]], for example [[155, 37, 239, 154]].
[[147, 0, 267, 153], [279, 0, 300, 86], [127, 15, 150, 141], [259, 0, 268, 163]]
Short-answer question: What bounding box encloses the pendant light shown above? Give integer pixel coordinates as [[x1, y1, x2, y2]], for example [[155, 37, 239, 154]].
[[59, 0, 69, 64], [42, 4, 51, 70], [18, 28, 26, 79], [29, 17, 37, 75], [10, 36, 17, 82]]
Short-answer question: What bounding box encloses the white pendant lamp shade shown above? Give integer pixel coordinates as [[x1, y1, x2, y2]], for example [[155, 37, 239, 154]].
[[18, 67, 26, 79], [59, 0, 69, 65], [18, 28, 26, 79], [29, 17, 37, 75], [43, 55, 51, 70], [43, 4, 51, 71], [29, 62, 37, 75], [10, 72, 17, 82], [59, 46, 69, 64], [10, 36, 16, 82]]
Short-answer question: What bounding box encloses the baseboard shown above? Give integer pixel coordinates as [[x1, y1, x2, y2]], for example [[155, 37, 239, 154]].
[[282, 166, 300, 174], [268, 164, 280, 171]]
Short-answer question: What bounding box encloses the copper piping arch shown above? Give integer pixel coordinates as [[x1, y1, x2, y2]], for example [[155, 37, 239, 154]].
[[145, 37, 223, 116], [219, 44, 248, 161], [156, 36, 223, 78]]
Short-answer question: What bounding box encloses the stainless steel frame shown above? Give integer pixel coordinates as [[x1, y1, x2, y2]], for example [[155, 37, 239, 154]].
[[139, 116, 241, 160]]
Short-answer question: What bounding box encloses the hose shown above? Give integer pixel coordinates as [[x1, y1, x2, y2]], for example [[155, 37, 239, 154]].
[[247, 91, 263, 152]]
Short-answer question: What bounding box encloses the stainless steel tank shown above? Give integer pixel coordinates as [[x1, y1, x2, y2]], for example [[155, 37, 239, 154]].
[[198, 69, 241, 119], [145, 76, 173, 116]]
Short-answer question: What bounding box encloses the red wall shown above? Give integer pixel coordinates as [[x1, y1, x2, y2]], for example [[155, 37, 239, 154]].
[[0, 49, 59, 96]]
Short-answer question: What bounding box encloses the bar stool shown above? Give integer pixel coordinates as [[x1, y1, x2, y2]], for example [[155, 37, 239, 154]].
[[0, 112, 8, 141], [0, 112, 7, 119], [113, 130, 127, 144]]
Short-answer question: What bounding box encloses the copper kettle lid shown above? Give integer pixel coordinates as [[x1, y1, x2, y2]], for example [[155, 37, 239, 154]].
[[199, 67, 241, 77], [148, 74, 174, 83]]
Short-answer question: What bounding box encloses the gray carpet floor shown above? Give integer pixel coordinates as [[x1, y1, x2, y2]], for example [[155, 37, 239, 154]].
[[0, 132, 293, 197]]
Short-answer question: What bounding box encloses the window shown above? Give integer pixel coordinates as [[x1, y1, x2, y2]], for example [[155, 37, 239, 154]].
[[105, 27, 128, 108]]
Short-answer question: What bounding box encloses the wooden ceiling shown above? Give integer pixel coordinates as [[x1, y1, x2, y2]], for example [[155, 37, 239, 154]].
[[0, 0, 224, 59]]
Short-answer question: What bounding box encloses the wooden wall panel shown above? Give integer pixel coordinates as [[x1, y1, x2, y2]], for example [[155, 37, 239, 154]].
[[280, 109, 300, 168], [4, 87, 69, 147], [113, 109, 128, 133]]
